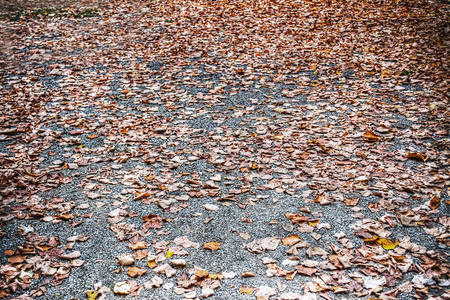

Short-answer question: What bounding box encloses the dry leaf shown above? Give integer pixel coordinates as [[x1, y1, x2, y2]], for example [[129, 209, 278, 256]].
[[241, 271, 255, 277], [203, 242, 221, 250], [363, 131, 380, 141], [282, 235, 301, 246], [429, 196, 440, 210], [239, 286, 254, 294], [294, 265, 318, 276], [406, 152, 428, 161], [113, 282, 131, 295], [117, 254, 135, 266], [129, 241, 148, 250], [127, 266, 147, 277], [376, 238, 399, 250]]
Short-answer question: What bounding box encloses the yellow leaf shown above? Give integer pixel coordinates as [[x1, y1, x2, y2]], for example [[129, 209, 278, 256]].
[[239, 286, 254, 294], [166, 251, 174, 258], [147, 258, 157, 269], [363, 235, 379, 243], [86, 290, 97, 300], [273, 135, 284, 141], [377, 238, 399, 250], [308, 219, 320, 227]]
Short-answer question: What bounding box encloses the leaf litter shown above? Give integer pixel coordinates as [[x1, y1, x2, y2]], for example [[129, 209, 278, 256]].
[[0, 0, 449, 298]]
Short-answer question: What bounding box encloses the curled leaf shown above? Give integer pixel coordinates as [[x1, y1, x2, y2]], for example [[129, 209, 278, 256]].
[[117, 255, 135, 266]]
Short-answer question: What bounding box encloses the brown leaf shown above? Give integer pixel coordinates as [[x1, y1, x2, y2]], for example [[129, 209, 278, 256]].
[[294, 265, 318, 276], [134, 191, 151, 201], [285, 213, 310, 224], [344, 198, 359, 206], [133, 250, 148, 260], [8, 255, 27, 264], [141, 214, 163, 229]]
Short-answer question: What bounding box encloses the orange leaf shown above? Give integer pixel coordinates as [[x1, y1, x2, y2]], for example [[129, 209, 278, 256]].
[[363, 131, 380, 141], [203, 242, 221, 250], [430, 196, 440, 210], [127, 266, 147, 277], [8, 255, 27, 264], [0, 290, 10, 298], [241, 271, 255, 277], [282, 235, 301, 246], [406, 152, 428, 161], [147, 258, 157, 269], [195, 270, 210, 278]]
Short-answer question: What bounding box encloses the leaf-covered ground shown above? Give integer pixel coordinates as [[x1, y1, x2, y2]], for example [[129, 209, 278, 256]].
[[0, 0, 449, 299]]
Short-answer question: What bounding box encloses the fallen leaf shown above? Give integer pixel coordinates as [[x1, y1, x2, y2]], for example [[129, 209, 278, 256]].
[[239, 286, 254, 294], [406, 152, 428, 161], [203, 242, 221, 250], [242, 271, 255, 277], [377, 238, 399, 250], [129, 241, 148, 250], [113, 282, 131, 295], [429, 196, 440, 210], [195, 269, 210, 278], [244, 237, 280, 253], [203, 204, 219, 211], [86, 290, 97, 300], [294, 265, 318, 276], [344, 198, 359, 206], [127, 266, 147, 277], [282, 235, 301, 246], [117, 254, 135, 266], [363, 131, 380, 141]]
